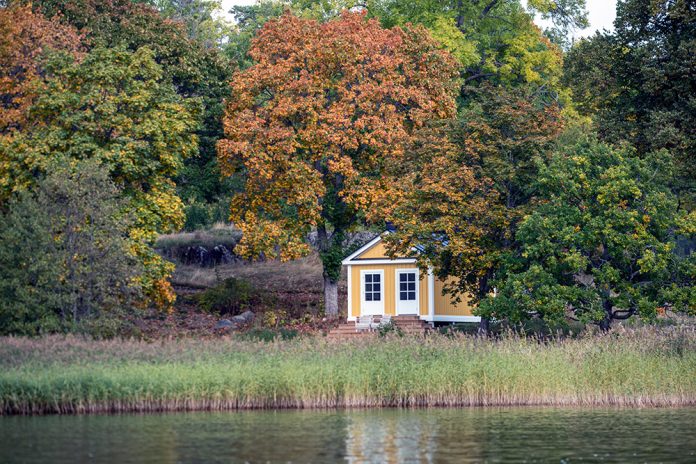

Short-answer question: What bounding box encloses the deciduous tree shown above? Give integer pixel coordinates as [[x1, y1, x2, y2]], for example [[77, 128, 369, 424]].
[[0, 160, 141, 335], [564, 0, 696, 207], [478, 133, 696, 329], [0, 47, 199, 305], [13, 0, 234, 204], [0, 5, 83, 133], [383, 85, 563, 326], [217, 11, 459, 316]]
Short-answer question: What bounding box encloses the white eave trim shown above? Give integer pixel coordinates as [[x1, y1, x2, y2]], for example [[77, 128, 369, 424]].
[[341, 234, 385, 265], [341, 231, 422, 266]]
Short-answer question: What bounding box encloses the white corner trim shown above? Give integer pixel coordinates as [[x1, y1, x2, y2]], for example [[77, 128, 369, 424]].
[[427, 267, 435, 320], [341, 234, 386, 265], [346, 264, 352, 318]]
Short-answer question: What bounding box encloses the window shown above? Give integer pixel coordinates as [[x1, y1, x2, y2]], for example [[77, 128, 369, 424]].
[[399, 272, 416, 301], [364, 273, 381, 301]]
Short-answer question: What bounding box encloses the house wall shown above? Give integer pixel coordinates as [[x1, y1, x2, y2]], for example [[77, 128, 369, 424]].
[[433, 277, 475, 316], [349, 263, 428, 318], [357, 241, 389, 259]]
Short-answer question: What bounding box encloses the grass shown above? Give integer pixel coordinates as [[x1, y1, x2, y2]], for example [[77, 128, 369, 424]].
[[1, 326, 695, 415], [155, 223, 242, 250], [170, 252, 329, 292]]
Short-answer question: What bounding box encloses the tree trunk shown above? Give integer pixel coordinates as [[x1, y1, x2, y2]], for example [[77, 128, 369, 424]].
[[478, 317, 490, 335], [599, 299, 613, 331], [317, 223, 341, 319], [323, 274, 339, 318]]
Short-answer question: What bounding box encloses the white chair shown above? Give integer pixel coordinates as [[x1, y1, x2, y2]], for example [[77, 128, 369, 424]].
[[355, 315, 374, 332]]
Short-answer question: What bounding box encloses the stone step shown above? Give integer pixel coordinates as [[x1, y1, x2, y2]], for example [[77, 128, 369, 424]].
[[327, 316, 432, 340]]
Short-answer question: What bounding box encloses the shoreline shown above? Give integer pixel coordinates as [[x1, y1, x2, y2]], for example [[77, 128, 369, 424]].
[[4, 397, 696, 416]]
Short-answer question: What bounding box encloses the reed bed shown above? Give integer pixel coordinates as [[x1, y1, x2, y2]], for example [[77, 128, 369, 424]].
[[1, 326, 695, 414]]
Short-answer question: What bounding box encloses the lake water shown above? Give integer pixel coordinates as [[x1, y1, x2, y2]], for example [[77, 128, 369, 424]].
[[1, 407, 695, 463]]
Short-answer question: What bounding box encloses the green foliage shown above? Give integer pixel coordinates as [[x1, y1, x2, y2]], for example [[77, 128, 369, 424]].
[[564, 0, 696, 206], [377, 320, 403, 338], [225, 1, 287, 69], [0, 160, 141, 336], [183, 196, 232, 231], [196, 278, 257, 315], [0, 45, 199, 304], [147, 0, 233, 47], [241, 327, 299, 342], [364, 0, 570, 100], [479, 133, 696, 328], [19, 0, 234, 204]]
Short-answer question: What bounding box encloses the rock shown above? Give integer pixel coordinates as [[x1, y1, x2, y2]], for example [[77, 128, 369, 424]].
[[214, 319, 235, 329], [231, 310, 255, 324]]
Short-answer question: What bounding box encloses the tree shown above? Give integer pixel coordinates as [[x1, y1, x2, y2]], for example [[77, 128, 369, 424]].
[[478, 133, 696, 329], [13, 0, 234, 204], [0, 46, 199, 305], [146, 0, 232, 47], [564, 0, 696, 207], [358, 0, 578, 102], [0, 5, 83, 134], [383, 84, 563, 325], [217, 11, 459, 316], [0, 160, 141, 335]]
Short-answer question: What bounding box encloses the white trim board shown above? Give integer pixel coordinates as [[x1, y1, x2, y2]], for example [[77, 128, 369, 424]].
[[346, 264, 352, 318], [341, 232, 423, 265], [343, 258, 417, 265], [341, 234, 386, 264], [421, 315, 481, 323]]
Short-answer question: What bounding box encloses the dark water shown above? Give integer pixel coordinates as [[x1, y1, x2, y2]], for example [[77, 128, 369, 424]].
[[1, 407, 695, 463]]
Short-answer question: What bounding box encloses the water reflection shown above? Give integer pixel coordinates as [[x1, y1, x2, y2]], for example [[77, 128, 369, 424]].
[[1, 407, 695, 463]]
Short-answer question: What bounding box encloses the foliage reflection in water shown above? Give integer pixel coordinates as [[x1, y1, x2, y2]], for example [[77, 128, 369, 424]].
[[1, 407, 695, 463]]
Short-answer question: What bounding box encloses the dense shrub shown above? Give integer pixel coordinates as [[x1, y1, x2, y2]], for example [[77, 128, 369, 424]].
[[196, 278, 257, 315], [0, 161, 142, 335]]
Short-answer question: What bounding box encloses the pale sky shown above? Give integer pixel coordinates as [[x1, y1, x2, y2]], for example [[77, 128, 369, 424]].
[[220, 0, 617, 38]]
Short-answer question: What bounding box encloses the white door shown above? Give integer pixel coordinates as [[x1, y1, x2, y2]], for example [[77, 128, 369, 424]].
[[396, 270, 419, 314], [360, 270, 384, 315]]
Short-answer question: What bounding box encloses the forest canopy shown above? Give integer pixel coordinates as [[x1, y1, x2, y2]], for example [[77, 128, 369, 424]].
[[0, 0, 693, 334]]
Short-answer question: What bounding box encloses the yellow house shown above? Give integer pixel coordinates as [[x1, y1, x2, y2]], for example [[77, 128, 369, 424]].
[[342, 233, 480, 324]]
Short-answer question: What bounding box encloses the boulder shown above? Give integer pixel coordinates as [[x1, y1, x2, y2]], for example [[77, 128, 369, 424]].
[[214, 319, 235, 329], [231, 310, 255, 324]]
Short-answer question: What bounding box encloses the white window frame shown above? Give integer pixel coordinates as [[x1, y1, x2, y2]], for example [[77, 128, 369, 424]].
[[360, 269, 384, 316], [395, 269, 419, 315]]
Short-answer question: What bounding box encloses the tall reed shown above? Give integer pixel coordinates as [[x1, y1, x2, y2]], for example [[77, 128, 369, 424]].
[[1, 326, 695, 414]]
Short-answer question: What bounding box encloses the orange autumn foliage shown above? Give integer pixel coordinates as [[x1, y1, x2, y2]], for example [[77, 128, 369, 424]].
[[218, 11, 459, 261], [0, 5, 83, 133]]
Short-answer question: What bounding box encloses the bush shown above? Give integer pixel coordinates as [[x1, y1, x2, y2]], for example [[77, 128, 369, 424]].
[[377, 320, 403, 337], [0, 160, 141, 335], [196, 278, 256, 315]]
